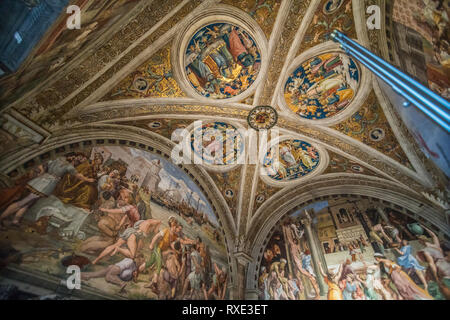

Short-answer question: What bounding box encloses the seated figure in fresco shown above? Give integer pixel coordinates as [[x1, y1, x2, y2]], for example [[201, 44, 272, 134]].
[[294, 146, 315, 170], [280, 143, 297, 167], [0, 154, 95, 228], [53, 152, 103, 210], [224, 26, 255, 68], [186, 41, 214, 86]]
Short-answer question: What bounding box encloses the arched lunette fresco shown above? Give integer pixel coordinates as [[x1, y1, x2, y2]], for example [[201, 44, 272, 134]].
[[245, 180, 450, 301], [0, 129, 238, 300]]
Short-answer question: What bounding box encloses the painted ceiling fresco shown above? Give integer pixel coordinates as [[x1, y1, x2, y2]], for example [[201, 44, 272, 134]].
[[333, 91, 414, 169], [208, 167, 242, 219], [221, 0, 282, 39], [0, 0, 448, 301], [118, 119, 194, 141], [185, 23, 261, 99], [298, 0, 355, 55], [8, 0, 201, 128], [0, 0, 143, 106], [284, 52, 360, 120], [324, 151, 384, 178], [103, 45, 185, 100], [253, 177, 282, 212]]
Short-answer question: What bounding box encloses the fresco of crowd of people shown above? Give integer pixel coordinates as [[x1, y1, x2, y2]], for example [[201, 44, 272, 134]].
[[259, 207, 450, 300], [0, 148, 228, 299]]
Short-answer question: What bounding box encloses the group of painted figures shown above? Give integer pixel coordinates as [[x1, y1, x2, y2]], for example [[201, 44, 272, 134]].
[[284, 53, 359, 120], [0, 150, 228, 299], [259, 208, 450, 300], [185, 23, 261, 99], [263, 140, 320, 181]]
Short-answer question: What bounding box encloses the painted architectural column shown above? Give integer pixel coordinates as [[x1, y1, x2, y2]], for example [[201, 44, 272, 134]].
[[311, 221, 328, 273], [301, 213, 326, 296], [377, 207, 390, 223], [233, 252, 253, 300]]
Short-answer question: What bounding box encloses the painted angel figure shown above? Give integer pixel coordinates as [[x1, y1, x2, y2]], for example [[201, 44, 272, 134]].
[[306, 146, 319, 160]]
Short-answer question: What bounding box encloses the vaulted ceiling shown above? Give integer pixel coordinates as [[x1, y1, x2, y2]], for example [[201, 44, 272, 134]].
[[0, 0, 449, 266]]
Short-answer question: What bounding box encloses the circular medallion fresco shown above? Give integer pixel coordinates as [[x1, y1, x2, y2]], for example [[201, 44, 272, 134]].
[[370, 128, 385, 142], [323, 0, 344, 15], [225, 189, 235, 198], [185, 23, 261, 99], [190, 122, 244, 165], [284, 52, 360, 120], [262, 139, 320, 181], [248, 106, 278, 131], [148, 121, 162, 129], [351, 165, 364, 173], [133, 77, 149, 92], [256, 194, 265, 203]]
